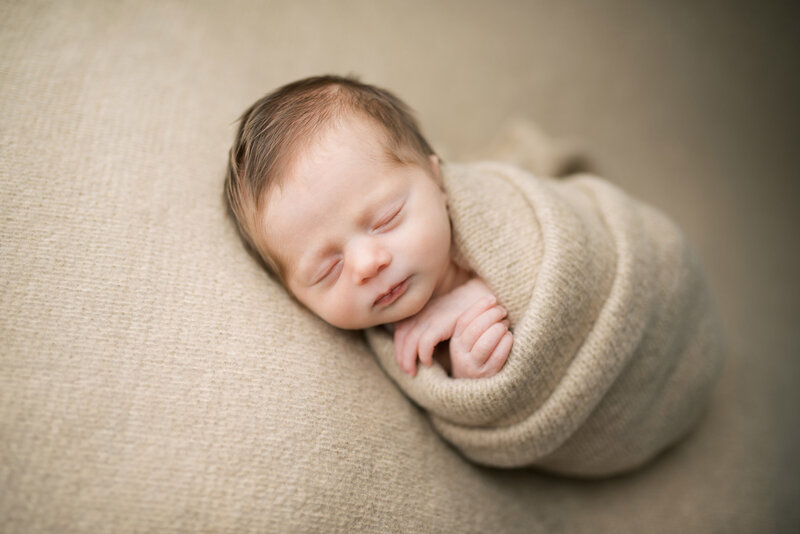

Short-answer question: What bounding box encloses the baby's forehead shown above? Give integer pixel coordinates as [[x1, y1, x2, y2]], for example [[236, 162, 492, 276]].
[[275, 118, 391, 184]]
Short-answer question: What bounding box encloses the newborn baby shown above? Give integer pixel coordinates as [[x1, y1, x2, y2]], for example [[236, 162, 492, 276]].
[[225, 75, 512, 379], [226, 75, 725, 474]]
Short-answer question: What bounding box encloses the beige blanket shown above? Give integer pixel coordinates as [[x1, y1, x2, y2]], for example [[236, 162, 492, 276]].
[[366, 161, 725, 477]]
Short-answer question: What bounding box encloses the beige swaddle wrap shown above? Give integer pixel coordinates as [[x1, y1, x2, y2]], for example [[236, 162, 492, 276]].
[[366, 161, 724, 477]]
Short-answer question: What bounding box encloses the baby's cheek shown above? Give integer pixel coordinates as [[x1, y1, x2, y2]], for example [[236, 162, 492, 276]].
[[423, 229, 451, 271], [329, 293, 369, 329], [410, 219, 442, 256]]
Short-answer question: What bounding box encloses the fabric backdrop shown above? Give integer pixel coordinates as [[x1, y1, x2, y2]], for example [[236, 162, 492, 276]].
[[2, 1, 797, 532]]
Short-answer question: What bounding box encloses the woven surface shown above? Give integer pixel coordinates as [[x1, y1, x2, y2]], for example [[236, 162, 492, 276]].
[[369, 162, 724, 474], [2, 1, 797, 532]]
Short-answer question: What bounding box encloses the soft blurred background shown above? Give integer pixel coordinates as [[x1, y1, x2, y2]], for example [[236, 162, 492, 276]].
[[2, 0, 798, 531]]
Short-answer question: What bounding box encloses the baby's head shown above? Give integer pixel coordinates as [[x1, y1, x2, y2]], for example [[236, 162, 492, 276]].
[[225, 75, 457, 329]]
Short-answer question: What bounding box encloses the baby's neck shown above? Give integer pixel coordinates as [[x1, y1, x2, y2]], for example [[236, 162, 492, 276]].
[[433, 261, 472, 298]]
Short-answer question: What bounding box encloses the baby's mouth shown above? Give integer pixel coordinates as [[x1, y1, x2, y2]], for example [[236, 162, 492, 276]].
[[373, 277, 409, 308]]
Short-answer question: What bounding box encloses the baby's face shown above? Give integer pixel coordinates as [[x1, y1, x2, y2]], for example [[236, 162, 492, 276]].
[[260, 116, 453, 329]]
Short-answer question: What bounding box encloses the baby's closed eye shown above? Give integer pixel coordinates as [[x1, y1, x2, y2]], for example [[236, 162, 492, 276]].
[[314, 258, 343, 284], [371, 201, 404, 232]]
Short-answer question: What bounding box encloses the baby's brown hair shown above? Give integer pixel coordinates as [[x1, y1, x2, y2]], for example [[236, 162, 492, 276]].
[[225, 74, 437, 278]]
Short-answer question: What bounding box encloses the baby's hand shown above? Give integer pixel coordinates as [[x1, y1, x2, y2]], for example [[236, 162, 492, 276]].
[[393, 278, 508, 377], [449, 296, 513, 379]]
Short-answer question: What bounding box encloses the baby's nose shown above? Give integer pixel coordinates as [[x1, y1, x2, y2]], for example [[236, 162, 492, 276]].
[[351, 240, 391, 284]]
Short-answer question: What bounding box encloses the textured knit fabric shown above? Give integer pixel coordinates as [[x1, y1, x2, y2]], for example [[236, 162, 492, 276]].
[[2, 1, 791, 533], [367, 162, 724, 475]]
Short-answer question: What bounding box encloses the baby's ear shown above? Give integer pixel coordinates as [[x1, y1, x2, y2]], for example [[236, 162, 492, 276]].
[[428, 154, 442, 184]]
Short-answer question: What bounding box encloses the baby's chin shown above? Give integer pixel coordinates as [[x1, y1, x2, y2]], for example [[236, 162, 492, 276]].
[[343, 294, 430, 330], [377, 285, 432, 326], [324, 280, 434, 330]]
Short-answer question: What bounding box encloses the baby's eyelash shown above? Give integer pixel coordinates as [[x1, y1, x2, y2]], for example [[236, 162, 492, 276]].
[[321, 260, 342, 282], [312, 259, 342, 285], [373, 204, 403, 230]]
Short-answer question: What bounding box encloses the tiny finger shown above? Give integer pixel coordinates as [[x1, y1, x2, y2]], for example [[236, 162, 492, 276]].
[[393, 318, 415, 354], [454, 295, 497, 337], [461, 305, 507, 351], [480, 331, 513, 377], [394, 328, 406, 367], [418, 329, 441, 367], [400, 325, 421, 372], [471, 322, 508, 363]]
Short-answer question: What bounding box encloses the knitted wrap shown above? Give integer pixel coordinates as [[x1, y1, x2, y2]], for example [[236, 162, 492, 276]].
[[366, 162, 724, 476]]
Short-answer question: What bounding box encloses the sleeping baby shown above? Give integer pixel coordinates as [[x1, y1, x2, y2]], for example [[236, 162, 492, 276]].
[[225, 74, 512, 379], [225, 75, 724, 475]]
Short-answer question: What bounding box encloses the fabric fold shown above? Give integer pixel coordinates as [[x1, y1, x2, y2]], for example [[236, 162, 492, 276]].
[[366, 161, 724, 476]]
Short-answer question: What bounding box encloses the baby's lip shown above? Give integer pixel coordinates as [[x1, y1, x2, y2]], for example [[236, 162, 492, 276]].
[[373, 277, 410, 308]]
